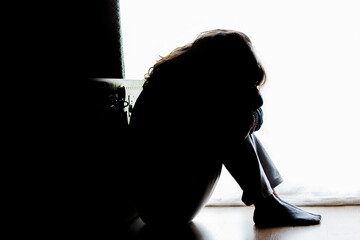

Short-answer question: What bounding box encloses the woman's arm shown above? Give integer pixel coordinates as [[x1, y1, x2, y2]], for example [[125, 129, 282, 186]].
[[250, 108, 263, 133]]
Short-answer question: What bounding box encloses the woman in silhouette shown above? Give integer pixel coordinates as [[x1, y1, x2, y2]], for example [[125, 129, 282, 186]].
[[129, 29, 321, 227]]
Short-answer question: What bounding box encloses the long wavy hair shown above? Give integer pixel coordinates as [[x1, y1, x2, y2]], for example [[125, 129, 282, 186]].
[[135, 29, 267, 139], [131, 29, 267, 142], [143, 29, 266, 92]]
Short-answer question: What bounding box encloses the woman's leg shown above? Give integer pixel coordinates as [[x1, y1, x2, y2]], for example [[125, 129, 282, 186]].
[[133, 155, 223, 226], [130, 95, 224, 225], [223, 133, 321, 227], [248, 134, 283, 189], [223, 133, 277, 205]]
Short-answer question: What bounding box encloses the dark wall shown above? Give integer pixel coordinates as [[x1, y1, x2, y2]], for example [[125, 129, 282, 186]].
[[73, 0, 124, 79], [20, 1, 137, 237]]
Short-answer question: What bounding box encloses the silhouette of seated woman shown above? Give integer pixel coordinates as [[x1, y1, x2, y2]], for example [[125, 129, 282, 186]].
[[129, 29, 321, 228]]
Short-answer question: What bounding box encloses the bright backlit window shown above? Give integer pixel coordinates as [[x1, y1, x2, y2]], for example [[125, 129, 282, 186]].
[[120, 0, 360, 205]]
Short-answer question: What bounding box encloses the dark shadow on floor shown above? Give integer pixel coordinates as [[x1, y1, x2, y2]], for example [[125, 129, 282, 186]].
[[122, 217, 205, 240]]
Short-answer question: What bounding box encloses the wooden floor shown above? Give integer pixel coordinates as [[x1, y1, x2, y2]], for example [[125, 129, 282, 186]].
[[125, 206, 360, 240]]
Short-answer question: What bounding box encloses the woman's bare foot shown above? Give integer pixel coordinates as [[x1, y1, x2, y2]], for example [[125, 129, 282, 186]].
[[273, 191, 321, 218], [253, 194, 321, 228]]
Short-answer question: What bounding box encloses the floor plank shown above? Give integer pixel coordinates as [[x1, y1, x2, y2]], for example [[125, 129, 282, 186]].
[[193, 206, 360, 240], [125, 206, 360, 240]]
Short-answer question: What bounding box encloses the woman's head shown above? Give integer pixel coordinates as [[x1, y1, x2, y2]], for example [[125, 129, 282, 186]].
[[136, 29, 266, 140], [144, 29, 266, 91]]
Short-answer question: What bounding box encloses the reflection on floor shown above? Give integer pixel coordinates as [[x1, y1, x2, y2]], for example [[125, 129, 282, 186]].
[[123, 206, 360, 240]]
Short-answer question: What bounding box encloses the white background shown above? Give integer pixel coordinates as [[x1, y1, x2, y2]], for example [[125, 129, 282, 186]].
[[120, 0, 360, 205]]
